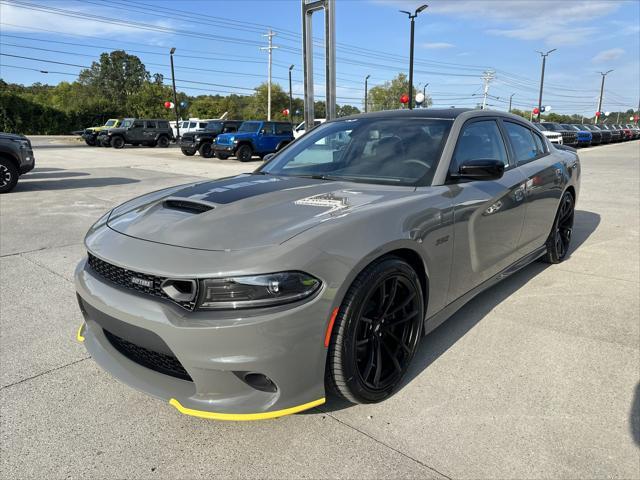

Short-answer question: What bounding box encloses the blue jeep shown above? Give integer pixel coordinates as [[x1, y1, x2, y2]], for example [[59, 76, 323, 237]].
[[213, 120, 294, 161]]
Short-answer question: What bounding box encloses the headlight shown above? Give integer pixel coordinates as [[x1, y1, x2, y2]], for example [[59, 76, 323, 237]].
[[198, 272, 321, 310], [11, 138, 29, 148]]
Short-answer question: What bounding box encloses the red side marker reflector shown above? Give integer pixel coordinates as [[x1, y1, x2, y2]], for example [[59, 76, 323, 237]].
[[324, 307, 340, 348]]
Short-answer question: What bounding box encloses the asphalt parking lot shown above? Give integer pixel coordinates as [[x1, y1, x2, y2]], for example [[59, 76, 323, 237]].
[[1, 138, 638, 479]]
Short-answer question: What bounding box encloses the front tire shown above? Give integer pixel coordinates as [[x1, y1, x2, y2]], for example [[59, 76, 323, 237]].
[[0, 159, 19, 193], [198, 142, 214, 158], [326, 256, 424, 404], [181, 148, 196, 156], [111, 136, 125, 149], [236, 144, 253, 162], [84, 138, 96, 146], [542, 191, 575, 264], [217, 153, 230, 160], [157, 136, 169, 148]]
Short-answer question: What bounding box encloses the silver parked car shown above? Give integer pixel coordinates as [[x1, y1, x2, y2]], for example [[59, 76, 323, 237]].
[[75, 109, 580, 420]]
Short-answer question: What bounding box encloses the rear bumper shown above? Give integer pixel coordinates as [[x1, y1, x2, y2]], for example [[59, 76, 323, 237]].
[[74, 258, 329, 419]]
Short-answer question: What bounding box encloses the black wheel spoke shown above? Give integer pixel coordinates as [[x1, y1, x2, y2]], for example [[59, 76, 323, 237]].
[[380, 277, 398, 316], [356, 338, 370, 347], [362, 342, 376, 381], [388, 292, 416, 316], [373, 340, 383, 387], [384, 330, 411, 354], [385, 309, 419, 327], [381, 340, 402, 373]]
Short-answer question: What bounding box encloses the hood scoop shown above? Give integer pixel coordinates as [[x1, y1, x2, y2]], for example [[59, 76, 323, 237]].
[[163, 197, 216, 214]]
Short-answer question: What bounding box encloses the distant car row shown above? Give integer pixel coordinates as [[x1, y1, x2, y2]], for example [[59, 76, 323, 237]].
[[534, 122, 640, 147]]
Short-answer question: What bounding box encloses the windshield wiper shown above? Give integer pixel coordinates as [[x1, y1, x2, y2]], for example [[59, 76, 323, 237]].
[[290, 174, 338, 181]]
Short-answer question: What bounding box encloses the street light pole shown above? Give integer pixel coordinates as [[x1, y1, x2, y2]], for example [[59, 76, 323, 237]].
[[364, 74, 370, 113], [596, 70, 613, 125], [423, 82, 428, 98], [169, 47, 180, 139], [508, 93, 515, 112], [288, 64, 294, 127], [400, 5, 428, 110], [536, 48, 556, 122]]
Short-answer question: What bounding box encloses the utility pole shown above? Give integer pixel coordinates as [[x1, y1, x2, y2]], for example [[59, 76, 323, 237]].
[[481, 70, 495, 110], [169, 47, 180, 139], [364, 74, 370, 113], [261, 29, 278, 121], [508, 93, 515, 113], [536, 49, 556, 122], [400, 5, 428, 110], [596, 70, 613, 125], [423, 83, 429, 98], [288, 64, 294, 127]]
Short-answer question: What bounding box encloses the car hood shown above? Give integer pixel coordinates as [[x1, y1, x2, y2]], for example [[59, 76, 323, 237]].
[[106, 174, 415, 251], [217, 132, 254, 141]]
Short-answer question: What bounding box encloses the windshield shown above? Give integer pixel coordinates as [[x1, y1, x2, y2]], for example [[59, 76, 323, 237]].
[[541, 123, 560, 131], [259, 117, 453, 186], [105, 119, 117, 127], [239, 121, 261, 133], [121, 119, 133, 128], [533, 123, 546, 131], [205, 121, 224, 133]]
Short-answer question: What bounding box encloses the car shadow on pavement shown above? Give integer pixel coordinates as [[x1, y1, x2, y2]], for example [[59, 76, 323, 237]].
[[631, 382, 640, 446], [16, 173, 139, 191], [316, 209, 601, 414]]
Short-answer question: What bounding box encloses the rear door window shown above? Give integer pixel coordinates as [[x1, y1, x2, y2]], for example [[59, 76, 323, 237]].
[[145, 120, 157, 129]]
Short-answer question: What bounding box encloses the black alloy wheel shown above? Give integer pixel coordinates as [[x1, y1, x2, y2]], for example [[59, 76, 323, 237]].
[[0, 160, 19, 193], [199, 142, 214, 158], [543, 191, 574, 263], [236, 144, 253, 162], [157, 136, 169, 148], [111, 136, 125, 149], [327, 256, 423, 404]]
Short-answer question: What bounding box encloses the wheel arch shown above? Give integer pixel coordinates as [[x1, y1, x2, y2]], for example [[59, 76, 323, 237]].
[[0, 151, 20, 170], [332, 244, 430, 327]]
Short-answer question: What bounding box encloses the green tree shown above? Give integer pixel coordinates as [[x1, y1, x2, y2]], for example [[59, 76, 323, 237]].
[[367, 73, 432, 111], [244, 83, 289, 120], [78, 50, 150, 114], [337, 104, 360, 117]]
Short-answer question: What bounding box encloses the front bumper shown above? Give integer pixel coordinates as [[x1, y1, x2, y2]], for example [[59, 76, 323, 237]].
[[74, 257, 329, 420], [213, 145, 235, 154], [19, 148, 35, 174]]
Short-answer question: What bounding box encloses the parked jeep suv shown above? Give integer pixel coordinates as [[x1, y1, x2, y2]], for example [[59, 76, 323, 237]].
[[180, 120, 242, 158], [0, 132, 35, 193], [81, 118, 121, 146], [213, 121, 294, 161], [101, 118, 174, 148]]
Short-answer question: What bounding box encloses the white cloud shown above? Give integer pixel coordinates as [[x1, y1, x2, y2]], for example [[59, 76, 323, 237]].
[[592, 48, 625, 63], [422, 42, 455, 49], [373, 0, 623, 45], [0, 3, 173, 38]]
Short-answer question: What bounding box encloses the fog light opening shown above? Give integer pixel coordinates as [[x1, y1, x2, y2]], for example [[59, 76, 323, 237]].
[[243, 373, 277, 393]]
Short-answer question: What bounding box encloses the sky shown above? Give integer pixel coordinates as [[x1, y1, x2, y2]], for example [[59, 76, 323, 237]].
[[0, 0, 638, 116]]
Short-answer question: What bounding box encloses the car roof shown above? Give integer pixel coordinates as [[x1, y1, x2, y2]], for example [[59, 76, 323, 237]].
[[338, 108, 473, 122]]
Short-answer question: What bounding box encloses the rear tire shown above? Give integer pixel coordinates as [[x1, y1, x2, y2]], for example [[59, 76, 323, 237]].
[[111, 136, 125, 149], [157, 136, 169, 148], [198, 142, 214, 158], [326, 256, 423, 404], [542, 191, 575, 264], [181, 148, 196, 156], [0, 159, 19, 194], [236, 144, 253, 162]]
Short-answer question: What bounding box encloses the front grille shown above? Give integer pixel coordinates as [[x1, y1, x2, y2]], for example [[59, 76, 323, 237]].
[[104, 329, 192, 381], [87, 253, 197, 310]]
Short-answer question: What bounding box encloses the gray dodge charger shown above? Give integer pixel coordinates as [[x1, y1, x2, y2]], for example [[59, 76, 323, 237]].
[[75, 109, 580, 420]]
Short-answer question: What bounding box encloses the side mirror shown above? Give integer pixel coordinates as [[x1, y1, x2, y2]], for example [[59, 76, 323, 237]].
[[260, 128, 268, 135], [263, 153, 275, 163], [453, 159, 505, 181]]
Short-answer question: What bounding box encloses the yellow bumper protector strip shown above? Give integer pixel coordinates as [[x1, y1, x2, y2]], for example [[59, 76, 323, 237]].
[[76, 323, 85, 342], [169, 397, 325, 421]]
